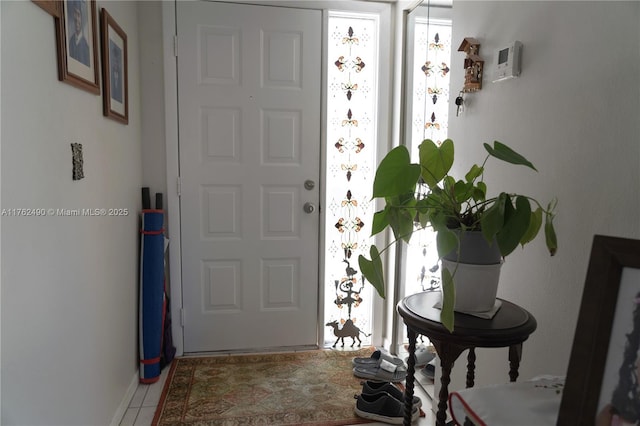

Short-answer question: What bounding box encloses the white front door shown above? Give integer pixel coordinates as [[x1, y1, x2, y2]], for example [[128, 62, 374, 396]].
[[177, 1, 322, 352]]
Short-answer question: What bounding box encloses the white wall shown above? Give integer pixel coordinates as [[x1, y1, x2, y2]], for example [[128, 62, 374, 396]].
[[1, 2, 142, 424], [445, 0, 640, 390], [0, 0, 3, 418], [138, 1, 168, 200]]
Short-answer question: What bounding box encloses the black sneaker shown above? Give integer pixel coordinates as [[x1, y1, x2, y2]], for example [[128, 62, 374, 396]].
[[361, 380, 422, 408], [354, 391, 419, 424]]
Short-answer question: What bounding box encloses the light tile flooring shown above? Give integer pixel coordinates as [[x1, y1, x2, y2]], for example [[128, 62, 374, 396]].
[[119, 368, 170, 426], [119, 359, 436, 426]]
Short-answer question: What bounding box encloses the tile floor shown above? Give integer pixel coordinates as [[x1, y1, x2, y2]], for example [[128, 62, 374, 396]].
[[118, 360, 436, 426], [119, 367, 170, 426]]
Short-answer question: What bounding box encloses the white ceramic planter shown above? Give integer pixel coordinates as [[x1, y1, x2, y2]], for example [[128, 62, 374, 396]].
[[441, 259, 503, 313]]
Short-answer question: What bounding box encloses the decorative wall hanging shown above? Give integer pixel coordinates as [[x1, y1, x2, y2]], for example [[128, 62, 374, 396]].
[[55, 0, 100, 94], [458, 37, 484, 92], [100, 8, 128, 124], [32, 0, 60, 17]]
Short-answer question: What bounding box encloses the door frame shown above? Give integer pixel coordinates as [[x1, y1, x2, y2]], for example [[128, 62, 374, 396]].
[[162, 0, 392, 356]]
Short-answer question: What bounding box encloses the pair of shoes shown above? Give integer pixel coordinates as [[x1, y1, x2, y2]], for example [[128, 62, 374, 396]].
[[421, 357, 437, 381], [354, 391, 420, 424], [405, 345, 436, 368], [362, 380, 422, 409], [353, 348, 407, 382], [353, 360, 407, 382], [352, 347, 405, 368]]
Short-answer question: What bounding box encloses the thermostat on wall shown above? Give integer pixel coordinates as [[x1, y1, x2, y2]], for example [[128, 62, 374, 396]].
[[493, 41, 522, 82]]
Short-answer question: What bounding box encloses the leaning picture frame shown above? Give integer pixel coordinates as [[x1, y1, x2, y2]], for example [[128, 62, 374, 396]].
[[100, 8, 128, 124], [55, 0, 100, 93], [558, 235, 640, 425]]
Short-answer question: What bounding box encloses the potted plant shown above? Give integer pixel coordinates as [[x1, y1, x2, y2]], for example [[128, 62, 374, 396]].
[[358, 139, 557, 331]]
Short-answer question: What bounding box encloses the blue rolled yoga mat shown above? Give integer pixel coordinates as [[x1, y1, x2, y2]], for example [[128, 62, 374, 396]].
[[139, 209, 165, 383]]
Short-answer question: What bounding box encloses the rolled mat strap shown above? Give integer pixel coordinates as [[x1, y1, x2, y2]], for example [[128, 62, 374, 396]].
[[140, 357, 161, 365], [141, 229, 165, 235]]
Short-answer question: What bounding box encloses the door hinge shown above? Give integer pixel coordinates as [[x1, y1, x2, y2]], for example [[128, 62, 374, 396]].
[[177, 176, 182, 197], [173, 35, 178, 57], [180, 308, 186, 326]]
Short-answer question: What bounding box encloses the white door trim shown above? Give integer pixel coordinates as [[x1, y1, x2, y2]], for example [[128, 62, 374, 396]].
[[162, 0, 392, 356], [162, 0, 183, 356]]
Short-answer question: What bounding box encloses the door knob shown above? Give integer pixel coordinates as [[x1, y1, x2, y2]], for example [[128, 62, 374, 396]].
[[304, 180, 315, 190], [303, 202, 316, 214]]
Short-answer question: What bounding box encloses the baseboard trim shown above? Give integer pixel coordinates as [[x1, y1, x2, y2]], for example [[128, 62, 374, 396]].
[[111, 371, 139, 426]]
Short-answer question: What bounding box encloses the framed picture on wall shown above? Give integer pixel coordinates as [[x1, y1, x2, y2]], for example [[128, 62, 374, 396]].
[[32, 0, 61, 17], [100, 8, 128, 124], [55, 0, 100, 94], [558, 235, 640, 425]]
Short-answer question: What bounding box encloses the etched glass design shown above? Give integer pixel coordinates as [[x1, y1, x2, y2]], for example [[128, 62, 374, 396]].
[[405, 17, 452, 298], [324, 12, 378, 348]]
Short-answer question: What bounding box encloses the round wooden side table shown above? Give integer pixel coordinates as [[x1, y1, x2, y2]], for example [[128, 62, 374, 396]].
[[397, 292, 537, 426]]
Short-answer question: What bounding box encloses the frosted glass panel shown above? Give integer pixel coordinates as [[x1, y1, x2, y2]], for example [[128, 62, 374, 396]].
[[323, 12, 379, 347], [405, 15, 452, 298]]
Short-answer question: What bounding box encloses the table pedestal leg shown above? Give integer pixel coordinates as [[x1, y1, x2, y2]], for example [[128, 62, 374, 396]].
[[466, 348, 476, 388], [509, 343, 522, 382], [403, 328, 417, 426], [432, 340, 467, 426]]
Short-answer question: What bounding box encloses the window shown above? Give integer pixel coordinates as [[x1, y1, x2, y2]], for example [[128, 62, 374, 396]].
[[323, 11, 380, 348], [403, 12, 453, 300]]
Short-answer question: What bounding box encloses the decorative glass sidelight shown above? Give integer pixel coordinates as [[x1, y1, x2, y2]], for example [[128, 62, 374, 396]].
[[404, 17, 452, 300], [323, 12, 378, 348]]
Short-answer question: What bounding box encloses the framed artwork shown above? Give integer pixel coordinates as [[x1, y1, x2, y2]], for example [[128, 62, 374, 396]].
[[558, 235, 640, 425], [55, 0, 100, 93], [32, 0, 61, 17], [100, 8, 128, 124]]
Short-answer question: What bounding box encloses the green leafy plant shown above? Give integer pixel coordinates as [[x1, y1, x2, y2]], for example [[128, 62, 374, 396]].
[[358, 139, 558, 331]]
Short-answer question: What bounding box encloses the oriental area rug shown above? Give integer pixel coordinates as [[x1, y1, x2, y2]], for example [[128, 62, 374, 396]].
[[152, 348, 376, 426]]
